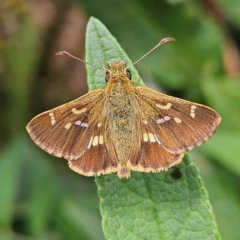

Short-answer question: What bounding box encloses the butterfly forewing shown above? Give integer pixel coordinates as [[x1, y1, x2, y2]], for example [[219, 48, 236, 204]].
[[26, 89, 104, 159], [135, 86, 221, 154]]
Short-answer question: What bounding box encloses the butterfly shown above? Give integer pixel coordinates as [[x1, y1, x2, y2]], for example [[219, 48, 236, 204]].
[[26, 38, 221, 179]]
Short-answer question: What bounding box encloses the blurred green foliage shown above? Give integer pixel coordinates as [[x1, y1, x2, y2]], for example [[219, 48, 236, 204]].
[[1, 0, 240, 239]]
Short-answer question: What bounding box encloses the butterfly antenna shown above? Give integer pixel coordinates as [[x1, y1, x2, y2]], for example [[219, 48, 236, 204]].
[[126, 37, 175, 69], [56, 51, 104, 71]]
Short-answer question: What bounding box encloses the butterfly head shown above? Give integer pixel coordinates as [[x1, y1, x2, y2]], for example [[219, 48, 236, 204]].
[[105, 61, 131, 82]]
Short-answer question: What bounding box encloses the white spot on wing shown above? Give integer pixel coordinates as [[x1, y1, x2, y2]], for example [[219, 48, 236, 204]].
[[75, 120, 81, 125], [64, 122, 72, 129], [49, 112, 56, 125], [190, 113, 195, 118], [99, 135, 104, 144], [81, 122, 88, 127], [157, 118, 164, 124], [156, 102, 172, 110], [72, 107, 87, 114], [190, 105, 197, 118], [154, 134, 161, 144], [97, 123, 102, 127], [174, 117, 182, 123], [157, 115, 171, 124], [87, 137, 93, 149], [164, 116, 171, 121], [143, 133, 148, 142], [148, 133, 156, 142], [92, 136, 98, 146]]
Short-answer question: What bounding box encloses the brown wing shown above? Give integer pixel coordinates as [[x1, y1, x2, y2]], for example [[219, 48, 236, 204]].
[[129, 122, 184, 172], [26, 89, 105, 160], [68, 122, 120, 176], [134, 86, 221, 154]]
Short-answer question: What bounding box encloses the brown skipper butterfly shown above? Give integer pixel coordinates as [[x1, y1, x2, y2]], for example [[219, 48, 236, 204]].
[[26, 38, 221, 178]]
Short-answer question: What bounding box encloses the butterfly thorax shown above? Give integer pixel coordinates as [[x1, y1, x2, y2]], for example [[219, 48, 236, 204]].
[[103, 62, 136, 178]]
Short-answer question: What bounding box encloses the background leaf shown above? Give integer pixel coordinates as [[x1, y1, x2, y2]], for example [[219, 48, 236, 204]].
[[86, 17, 220, 240]]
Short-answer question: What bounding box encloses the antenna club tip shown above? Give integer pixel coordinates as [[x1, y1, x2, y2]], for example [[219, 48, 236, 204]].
[[55, 51, 68, 56], [158, 37, 175, 45]]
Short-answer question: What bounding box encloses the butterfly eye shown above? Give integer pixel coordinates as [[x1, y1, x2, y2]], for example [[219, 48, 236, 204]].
[[126, 69, 131, 80], [105, 71, 110, 82]]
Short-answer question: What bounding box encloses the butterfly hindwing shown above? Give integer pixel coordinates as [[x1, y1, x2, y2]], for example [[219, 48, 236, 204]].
[[26, 89, 104, 160], [68, 123, 119, 176], [129, 122, 184, 172], [135, 86, 221, 154]]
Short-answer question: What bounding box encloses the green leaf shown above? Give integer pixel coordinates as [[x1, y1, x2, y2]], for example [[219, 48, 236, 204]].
[[201, 75, 240, 131], [5, 19, 41, 133], [85, 17, 220, 239], [57, 195, 105, 240], [0, 136, 23, 227], [195, 154, 240, 240], [97, 156, 219, 240], [24, 140, 62, 236], [201, 129, 240, 177], [200, 74, 240, 176]]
